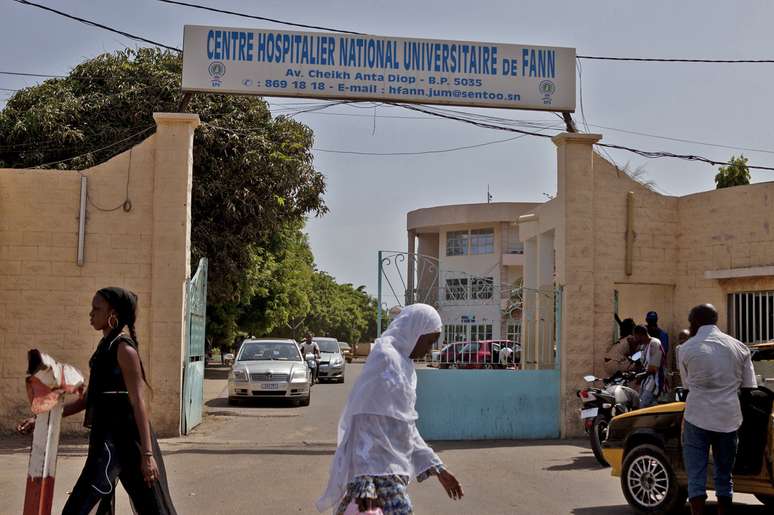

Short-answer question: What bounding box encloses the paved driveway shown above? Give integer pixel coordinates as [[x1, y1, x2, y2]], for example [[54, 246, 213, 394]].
[[0, 363, 765, 514]]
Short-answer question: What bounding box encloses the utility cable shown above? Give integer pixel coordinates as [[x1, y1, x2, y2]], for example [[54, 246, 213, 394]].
[[395, 103, 774, 172], [32, 126, 154, 169], [153, 1, 774, 63], [314, 134, 532, 156], [11, 0, 181, 52], [577, 55, 774, 63], [156, 0, 362, 35]]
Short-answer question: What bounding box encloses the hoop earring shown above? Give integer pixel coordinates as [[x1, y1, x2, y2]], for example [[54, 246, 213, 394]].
[[108, 314, 118, 330]]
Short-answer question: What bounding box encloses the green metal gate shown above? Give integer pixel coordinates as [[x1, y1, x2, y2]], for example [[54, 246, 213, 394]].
[[182, 258, 207, 435]]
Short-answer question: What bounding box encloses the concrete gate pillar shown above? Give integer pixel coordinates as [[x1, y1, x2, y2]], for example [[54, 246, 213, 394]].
[[552, 132, 603, 438], [149, 112, 200, 435]]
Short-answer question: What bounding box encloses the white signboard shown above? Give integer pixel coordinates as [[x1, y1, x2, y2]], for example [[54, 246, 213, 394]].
[[182, 25, 576, 112]]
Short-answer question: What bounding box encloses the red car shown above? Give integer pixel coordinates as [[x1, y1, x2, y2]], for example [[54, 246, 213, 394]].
[[437, 342, 466, 369], [458, 340, 513, 369]]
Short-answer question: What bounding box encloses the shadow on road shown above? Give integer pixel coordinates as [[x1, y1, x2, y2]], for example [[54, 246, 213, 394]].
[[573, 503, 766, 515], [164, 447, 335, 457], [430, 439, 589, 452], [543, 452, 603, 471], [205, 365, 230, 380], [205, 397, 300, 409]]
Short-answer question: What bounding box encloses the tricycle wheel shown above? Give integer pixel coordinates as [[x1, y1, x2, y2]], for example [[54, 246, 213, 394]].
[[755, 494, 774, 508], [621, 444, 686, 514]]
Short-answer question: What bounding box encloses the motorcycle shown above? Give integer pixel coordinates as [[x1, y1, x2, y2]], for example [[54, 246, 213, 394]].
[[577, 351, 644, 467]]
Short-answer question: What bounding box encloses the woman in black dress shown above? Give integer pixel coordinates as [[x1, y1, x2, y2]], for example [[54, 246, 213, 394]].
[[18, 287, 177, 514]]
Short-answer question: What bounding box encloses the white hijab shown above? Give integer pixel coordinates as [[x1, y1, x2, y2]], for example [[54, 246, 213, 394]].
[[316, 303, 443, 511]]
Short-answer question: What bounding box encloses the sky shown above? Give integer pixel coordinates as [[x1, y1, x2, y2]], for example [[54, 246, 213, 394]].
[[2, 0, 774, 298]]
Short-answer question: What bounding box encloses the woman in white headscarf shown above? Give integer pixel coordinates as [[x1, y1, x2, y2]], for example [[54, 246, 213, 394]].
[[316, 304, 464, 514]]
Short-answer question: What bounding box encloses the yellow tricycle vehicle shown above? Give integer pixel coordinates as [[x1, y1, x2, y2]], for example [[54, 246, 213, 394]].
[[601, 343, 774, 514]]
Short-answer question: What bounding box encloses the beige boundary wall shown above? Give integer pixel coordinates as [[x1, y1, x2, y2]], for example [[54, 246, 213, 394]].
[[520, 132, 774, 437], [0, 113, 200, 436]]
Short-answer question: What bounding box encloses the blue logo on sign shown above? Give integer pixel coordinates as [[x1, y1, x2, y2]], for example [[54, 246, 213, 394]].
[[539, 80, 555, 105], [208, 61, 226, 87]]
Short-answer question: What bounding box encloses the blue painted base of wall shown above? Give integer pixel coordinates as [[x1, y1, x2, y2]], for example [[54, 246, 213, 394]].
[[415, 369, 560, 440]]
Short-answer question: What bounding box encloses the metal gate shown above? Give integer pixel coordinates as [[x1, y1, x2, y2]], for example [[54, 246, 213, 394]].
[[377, 250, 563, 439], [182, 258, 208, 435]]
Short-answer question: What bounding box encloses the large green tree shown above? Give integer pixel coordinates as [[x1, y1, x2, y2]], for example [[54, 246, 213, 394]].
[[715, 155, 751, 189], [0, 48, 381, 348], [0, 48, 327, 344]]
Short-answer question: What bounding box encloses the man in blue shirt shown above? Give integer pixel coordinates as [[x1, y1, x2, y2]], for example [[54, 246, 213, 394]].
[[646, 311, 669, 359]]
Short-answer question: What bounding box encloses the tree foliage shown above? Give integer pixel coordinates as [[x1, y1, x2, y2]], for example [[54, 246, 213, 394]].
[[715, 155, 751, 189], [0, 48, 326, 306], [0, 48, 379, 347]]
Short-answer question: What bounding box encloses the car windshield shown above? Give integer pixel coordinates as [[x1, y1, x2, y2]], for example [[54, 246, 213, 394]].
[[238, 342, 300, 362], [317, 341, 340, 353]]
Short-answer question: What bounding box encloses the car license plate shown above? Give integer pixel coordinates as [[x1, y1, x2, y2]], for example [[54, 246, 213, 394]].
[[261, 383, 279, 390], [580, 407, 598, 419]]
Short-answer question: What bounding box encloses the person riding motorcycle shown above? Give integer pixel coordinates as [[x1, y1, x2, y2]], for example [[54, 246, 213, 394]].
[[604, 317, 640, 377], [300, 333, 321, 383]]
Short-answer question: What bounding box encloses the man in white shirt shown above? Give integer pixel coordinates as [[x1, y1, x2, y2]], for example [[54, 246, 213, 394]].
[[632, 325, 666, 408], [678, 304, 757, 515], [300, 333, 321, 383]]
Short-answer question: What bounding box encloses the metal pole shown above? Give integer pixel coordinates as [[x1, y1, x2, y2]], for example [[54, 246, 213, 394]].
[[76, 176, 87, 266], [23, 400, 64, 515], [377, 251, 383, 338]]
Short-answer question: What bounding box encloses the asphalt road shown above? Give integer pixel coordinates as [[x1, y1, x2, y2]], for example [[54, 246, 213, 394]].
[[0, 362, 766, 514]]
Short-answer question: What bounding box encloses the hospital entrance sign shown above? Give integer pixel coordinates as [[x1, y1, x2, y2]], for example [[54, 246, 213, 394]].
[[182, 25, 576, 112]]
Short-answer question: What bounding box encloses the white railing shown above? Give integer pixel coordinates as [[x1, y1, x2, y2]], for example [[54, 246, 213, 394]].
[[421, 340, 523, 370]]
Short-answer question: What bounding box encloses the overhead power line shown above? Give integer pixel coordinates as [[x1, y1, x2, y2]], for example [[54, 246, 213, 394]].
[[156, 0, 362, 35], [12, 0, 181, 52], [32, 126, 155, 168], [0, 70, 66, 78], [314, 134, 532, 156], [576, 55, 774, 63], [395, 103, 774, 172], [154, 1, 773, 63]]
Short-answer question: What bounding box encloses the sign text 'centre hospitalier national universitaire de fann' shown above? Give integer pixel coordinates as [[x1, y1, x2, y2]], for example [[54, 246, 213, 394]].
[[182, 25, 576, 112]]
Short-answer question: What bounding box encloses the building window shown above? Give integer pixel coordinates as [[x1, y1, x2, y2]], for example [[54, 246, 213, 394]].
[[470, 228, 495, 255], [471, 277, 494, 300], [470, 324, 493, 341], [729, 291, 774, 344], [445, 278, 468, 301], [446, 230, 468, 256], [507, 320, 522, 343], [443, 324, 467, 343]]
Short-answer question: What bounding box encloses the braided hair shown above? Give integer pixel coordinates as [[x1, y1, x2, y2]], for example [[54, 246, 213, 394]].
[[97, 287, 151, 389]]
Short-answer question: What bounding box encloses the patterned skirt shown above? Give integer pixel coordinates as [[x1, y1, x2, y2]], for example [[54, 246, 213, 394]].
[[335, 467, 441, 515]]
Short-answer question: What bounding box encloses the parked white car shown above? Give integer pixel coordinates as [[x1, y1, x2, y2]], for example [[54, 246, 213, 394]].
[[228, 339, 311, 406]]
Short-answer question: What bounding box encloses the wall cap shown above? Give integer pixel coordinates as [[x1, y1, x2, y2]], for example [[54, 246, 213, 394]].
[[551, 132, 602, 146], [705, 266, 774, 280], [153, 112, 201, 127], [517, 213, 539, 224]]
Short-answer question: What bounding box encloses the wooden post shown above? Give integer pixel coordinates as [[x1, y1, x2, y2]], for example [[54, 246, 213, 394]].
[[23, 400, 64, 515]]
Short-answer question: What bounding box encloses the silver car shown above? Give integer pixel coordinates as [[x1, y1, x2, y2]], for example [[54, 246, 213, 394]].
[[315, 337, 346, 383], [228, 339, 311, 406]]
